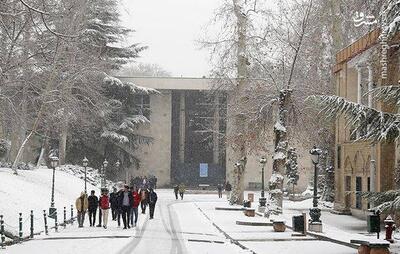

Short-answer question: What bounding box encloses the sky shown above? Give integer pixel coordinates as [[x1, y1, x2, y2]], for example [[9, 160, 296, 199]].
[[119, 0, 224, 77]]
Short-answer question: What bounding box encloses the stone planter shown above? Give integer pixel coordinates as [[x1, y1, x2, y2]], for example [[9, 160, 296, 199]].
[[273, 220, 286, 232]]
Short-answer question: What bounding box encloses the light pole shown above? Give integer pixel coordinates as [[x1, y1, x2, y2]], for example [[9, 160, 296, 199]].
[[82, 157, 89, 193], [102, 159, 108, 188], [49, 156, 59, 219], [309, 145, 322, 230], [259, 157, 267, 208]]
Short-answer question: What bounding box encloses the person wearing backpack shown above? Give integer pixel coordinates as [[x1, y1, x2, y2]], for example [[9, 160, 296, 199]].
[[99, 190, 110, 229]]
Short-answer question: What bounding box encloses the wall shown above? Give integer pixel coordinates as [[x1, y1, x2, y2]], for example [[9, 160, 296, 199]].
[[132, 90, 172, 187]]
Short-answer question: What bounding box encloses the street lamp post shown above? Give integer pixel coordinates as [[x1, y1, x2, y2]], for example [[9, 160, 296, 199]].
[[82, 157, 89, 193], [102, 159, 108, 188], [49, 156, 59, 219], [259, 157, 267, 209], [309, 145, 322, 232]]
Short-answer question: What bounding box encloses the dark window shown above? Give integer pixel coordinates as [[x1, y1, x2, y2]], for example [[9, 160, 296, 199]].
[[337, 145, 341, 169], [345, 176, 351, 191], [356, 177, 362, 209]]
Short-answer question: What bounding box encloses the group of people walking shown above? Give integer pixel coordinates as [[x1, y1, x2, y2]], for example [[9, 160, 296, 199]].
[[173, 183, 186, 200], [75, 185, 158, 229]]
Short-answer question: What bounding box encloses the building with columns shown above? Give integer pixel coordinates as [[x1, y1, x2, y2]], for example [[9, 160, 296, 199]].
[[333, 30, 399, 217], [118, 77, 314, 190]]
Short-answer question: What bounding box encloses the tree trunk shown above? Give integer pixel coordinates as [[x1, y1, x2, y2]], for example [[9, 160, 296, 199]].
[[59, 121, 68, 165], [228, 0, 248, 205], [270, 89, 291, 213]]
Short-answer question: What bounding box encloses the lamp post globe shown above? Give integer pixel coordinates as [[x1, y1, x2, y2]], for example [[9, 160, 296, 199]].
[[82, 157, 89, 193], [309, 145, 322, 223], [49, 155, 59, 219], [259, 156, 267, 208]]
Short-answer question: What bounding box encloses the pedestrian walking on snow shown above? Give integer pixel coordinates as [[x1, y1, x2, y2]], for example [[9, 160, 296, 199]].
[[116, 188, 124, 227], [179, 183, 186, 200], [119, 185, 133, 229], [96, 192, 102, 227], [139, 187, 149, 214], [148, 188, 158, 219], [217, 184, 223, 198], [130, 186, 141, 227], [99, 190, 110, 229], [88, 190, 98, 226], [173, 185, 179, 200], [225, 181, 232, 201], [75, 192, 88, 228], [110, 187, 118, 221]]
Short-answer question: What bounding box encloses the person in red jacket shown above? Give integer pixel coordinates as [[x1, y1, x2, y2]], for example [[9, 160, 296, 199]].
[[130, 186, 141, 227], [99, 189, 110, 229]]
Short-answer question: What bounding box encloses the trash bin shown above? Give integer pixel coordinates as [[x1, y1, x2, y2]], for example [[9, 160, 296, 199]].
[[367, 214, 380, 233], [243, 200, 251, 208], [247, 193, 254, 202], [292, 215, 305, 233]]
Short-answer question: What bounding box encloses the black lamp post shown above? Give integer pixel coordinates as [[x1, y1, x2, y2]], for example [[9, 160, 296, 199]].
[[82, 157, 89, 193], [49, 155, 59, 219], [309, 145, 322, 223], [259, 157, 267, 207], [102, 159, 108, 188]]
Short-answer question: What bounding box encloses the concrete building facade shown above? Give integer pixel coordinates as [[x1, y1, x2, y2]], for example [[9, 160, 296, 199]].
[[119, 77, 314, 191]]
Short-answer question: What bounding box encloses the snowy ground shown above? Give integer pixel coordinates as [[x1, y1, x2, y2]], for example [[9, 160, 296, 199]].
[[1, 168, 398, 254], [0, 167, 100, 237]]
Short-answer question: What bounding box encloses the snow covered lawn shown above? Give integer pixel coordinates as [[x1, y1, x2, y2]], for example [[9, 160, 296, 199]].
[[0, 167, 100, 237]]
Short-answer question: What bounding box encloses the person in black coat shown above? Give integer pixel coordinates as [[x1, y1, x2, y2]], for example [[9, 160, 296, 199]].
[[88, 190, 99, 226], [110, 187, 118, 221], [148, 188, 158, 219], [118, 185, 133, 229]]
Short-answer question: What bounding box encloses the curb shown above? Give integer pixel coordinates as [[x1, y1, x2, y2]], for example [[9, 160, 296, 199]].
[[254, 212, 358, 249]]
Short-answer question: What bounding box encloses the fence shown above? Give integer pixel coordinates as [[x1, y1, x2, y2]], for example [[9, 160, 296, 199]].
[[0, 205, 76, 249]]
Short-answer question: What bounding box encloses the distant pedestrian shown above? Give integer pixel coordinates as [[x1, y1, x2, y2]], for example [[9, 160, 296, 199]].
[[88, 190, 98, 226], [148, 188, 158, 219], [110, 187, 118, 221], [173, 185, 179, 200], [179, 183, 186, 200], [142, 176, 148, 188], [139, 187, 149, 214], [75, 192, 88, 228], [99, 189, 110, 229], [119, 185, 133, 229], [225, 181, 232, 200], [130, 186, 141, 227], [96, 191, 102, 227], [217, 184, 223, 198], [116, 188, 123, 227], [154, 176, 158, 189]]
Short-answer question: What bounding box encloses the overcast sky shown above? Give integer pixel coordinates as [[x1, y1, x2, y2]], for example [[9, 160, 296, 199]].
[[119, 0, 223, 77]]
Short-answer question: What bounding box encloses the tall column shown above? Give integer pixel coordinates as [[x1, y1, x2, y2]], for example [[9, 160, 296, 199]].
[[213, 96, 220, 165], [356, 65, 363, 140], [367, 64, 376, 194], [179, 91, 185, 163]]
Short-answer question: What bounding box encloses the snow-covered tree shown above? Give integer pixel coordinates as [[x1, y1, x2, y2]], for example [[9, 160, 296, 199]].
[[101, 76, 159, 171], [285, 147, 299, 195]]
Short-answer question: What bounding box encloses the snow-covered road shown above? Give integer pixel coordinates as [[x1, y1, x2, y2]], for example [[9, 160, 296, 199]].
[[4, 190, 242, 254]]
